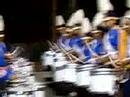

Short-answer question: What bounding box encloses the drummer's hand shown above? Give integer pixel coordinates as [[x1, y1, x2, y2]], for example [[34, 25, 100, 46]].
[[116, 60, 123, 66], [114, 60, 125, 69], [5, 53, 14, 60], [116, 59, 129, 66]]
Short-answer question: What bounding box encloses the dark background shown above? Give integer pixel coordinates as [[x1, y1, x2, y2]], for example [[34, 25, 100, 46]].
[[0, 0, 128, 43]]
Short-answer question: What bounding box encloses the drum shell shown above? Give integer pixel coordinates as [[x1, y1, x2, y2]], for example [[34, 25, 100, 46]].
[[76, 64, 96, 86], [54, 64, 77, 83], [42, 55, 54, 66], [33, 90, 45, 97], [8, 94, 17, 97], [42, 51, 56, 66], [89, 68, 118, 95], [25, 76, 36, 84], [8, 94, 29, 97], [33, 87, 47, 97]]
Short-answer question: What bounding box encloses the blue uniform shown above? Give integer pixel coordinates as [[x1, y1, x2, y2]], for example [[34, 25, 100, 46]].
[[123, 36, 130, 97], [57, 36, 72, 51], [0, 42, 14, 86], [103, 28, 119, 53], [90, 39, 107, 55], [105, 28, 130, 97], [69, 36, 92, 61], [0, 42, 7, 67], [0, 68, 14, 83], [108, 29, 119, 50]]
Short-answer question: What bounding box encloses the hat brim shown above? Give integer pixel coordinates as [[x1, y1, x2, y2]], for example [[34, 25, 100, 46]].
[[124, 16, 130, 19], [0, 34, 5, 37], [103, 17, 119, 21], [72, 26, 81, 31], [91, 30, 102, 33], [56, 27, 65, 30], [81, 36, 93, 40], [65, 29, 73, 32], [121, 25, 129, 29]]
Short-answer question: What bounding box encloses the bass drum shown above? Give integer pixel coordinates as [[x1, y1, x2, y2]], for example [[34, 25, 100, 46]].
[[89, 68, 119, 95], [76, 64, 96, 87]]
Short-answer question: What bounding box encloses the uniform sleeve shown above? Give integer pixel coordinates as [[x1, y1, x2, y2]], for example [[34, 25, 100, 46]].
[[83, 46, 92, 60], [109, 29, 119, 50], [0, 42, 8, 53], [2, 43, 7, 53]]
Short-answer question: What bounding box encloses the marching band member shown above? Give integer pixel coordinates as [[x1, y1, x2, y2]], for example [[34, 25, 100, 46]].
[[90, 29, 106, 56], [67, 9, 93, 62], [56, 15, 73, 51], [70, 23, 92, 61], [102, 11, 120, 60], [89, 0, 117, 64], [0, 15, 16, 96], [80, 17, 100, 63], [95, 0, 118, 57], [120, 10, 130, 97], [91, 12, 107, 56]]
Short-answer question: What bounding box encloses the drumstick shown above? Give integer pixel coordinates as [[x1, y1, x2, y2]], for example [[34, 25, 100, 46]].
[[104, 57, 130, 66], [85, 41, 98, 57], [52, 42, 88, 64], [53, 42, 74, 63], [47, 41, 56, 50], [108, 55, 119, 68], [58, 44, 85, 64], [47, 41, 60, 52]]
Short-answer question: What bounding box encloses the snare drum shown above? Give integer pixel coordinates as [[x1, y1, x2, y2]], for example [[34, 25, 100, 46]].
[[76, 64, 96, 87], [54, 63, 77, 83], [33, 89, 45, 97], [89, 68, 119, 95], [42, 51, 56, 66]]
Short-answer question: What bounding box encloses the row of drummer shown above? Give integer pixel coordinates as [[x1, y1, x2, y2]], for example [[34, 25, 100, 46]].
[[55, 9, 130, 66]]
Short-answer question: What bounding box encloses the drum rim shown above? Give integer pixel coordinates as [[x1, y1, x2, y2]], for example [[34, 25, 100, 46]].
[[76, 64, 96, 69], [91, 68, 120, 72]]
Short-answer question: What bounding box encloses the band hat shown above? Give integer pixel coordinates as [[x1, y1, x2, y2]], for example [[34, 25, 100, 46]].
[[66, 9, 85, 27], [102, 11, 119, 22], [124, 10, 130, 19], [0, 15, 4, 31], [92, 12, 106, 28], [126, 0, 130, 8], [55, 15, 65, 26], [97, 0, 114, 12], [81, 18, 92, 34]]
